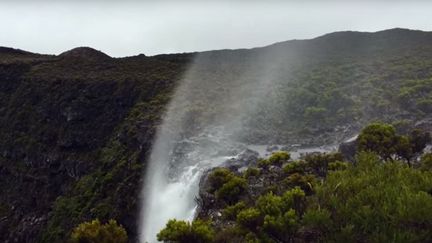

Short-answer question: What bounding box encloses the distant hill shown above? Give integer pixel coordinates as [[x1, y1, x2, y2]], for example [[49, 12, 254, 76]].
[[0, 28, 431, 242]]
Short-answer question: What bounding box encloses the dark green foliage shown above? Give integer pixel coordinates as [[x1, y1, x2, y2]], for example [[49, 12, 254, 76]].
[[207, 168, 248, 204], [283, 160, 308, 174], [357, 122, 398, 160], [328, 161, 349, 171], [258, 151, 291, 168], [216, 177, 248, 205], [70, 219, 128, 243], [222, 201, 247, 221], [267, 151, 291, 167], [420, 153, 432, 171], [315, 152, 432, 242], [410, 129, 431, 154], [301, 208, 332, 235], [304, 152, 344, 176], [243, 167, 260, 179], [207, 168, 235, 193], [283, 173, 316, 194], [236, 208, 262, 230], [358, 122, 430, 165], [157, 219, 214, 243]]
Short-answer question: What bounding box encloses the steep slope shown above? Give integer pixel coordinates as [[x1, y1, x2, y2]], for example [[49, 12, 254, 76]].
[[0, 28, 431, 242]]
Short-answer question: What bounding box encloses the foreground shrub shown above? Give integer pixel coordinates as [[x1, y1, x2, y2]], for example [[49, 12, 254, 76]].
[[70, 219, 127, 243], [157, 219, 214, 243], [283, 173, 316, 194], [315, 152, 432, 242], [357, 122, 398, 160], [420, 153, 432, 171], [304, 152, 344, 177]]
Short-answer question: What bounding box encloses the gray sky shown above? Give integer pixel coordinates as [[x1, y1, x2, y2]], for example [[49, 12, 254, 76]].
[[1, 1, 431, 57]]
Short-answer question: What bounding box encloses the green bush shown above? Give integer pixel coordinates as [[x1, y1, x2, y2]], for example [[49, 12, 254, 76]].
[[283, 173, 316, 194], [302, 208, 332, 233], [314, 152, 432, 242], [207, 168, 235, 193], [157, 219, 214, 243], [256, 192, 284, 216], [420, 153, 432, 171], [267, 151, 291, 167], [257, 158, 271, 169], [258, 151, 291, 168], [263, 209, 298, 240], [357, 122, 398, 160], [236, 208, 262, 230], [283, 160, 308, 174], [243, 167, 260, 179], [215, 176, 248, 205], [222, 201, 247, 220], [328, 161, 349, 171], [70, 219, 127, 243], [282, 187, 306, 215], [304, 152, 344, 177]]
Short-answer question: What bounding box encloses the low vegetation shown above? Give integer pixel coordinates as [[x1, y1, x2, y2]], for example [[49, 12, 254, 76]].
[[70, 219, 127, 243], [158, 123, 432, 242]]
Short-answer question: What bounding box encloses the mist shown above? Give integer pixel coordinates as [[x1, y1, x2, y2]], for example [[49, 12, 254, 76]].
[[138, 36, 321, 241]]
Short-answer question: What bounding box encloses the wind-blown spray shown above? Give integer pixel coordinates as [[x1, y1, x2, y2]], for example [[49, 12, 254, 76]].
[[139, 48, 291, 242]]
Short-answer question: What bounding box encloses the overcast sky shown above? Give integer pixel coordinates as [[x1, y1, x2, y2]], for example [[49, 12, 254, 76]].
[[1, 1, 431, 57]]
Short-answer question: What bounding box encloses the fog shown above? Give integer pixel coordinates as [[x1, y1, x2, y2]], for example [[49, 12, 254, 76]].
[[1, 1, 432, 57], [139, 35, 326, 241]]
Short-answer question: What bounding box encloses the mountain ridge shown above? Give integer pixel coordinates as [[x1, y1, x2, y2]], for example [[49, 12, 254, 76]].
[[1, 28, 431, 59]]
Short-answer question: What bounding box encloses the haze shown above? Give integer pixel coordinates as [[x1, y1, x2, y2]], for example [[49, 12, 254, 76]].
[[1, 0, 431, 57]]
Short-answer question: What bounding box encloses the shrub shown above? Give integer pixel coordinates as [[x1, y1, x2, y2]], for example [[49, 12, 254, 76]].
[[263, 209, 298, 240], [215, 176, 248, 204], [207, 168, 235, 193], [284, 173, 316, 194], [70, 219, 127, 243], [328, 161, 349, 171], [236, 208, 262, 230], [256, 192, 284, 216], [157, 219, 214, 243], [282, 187, 306, 215], [302, 208, 332, 233], [257, 158, 271, 169], [267, 151, 291, 167], [222, 201, 247, 220], [258, 151, 291, 168], [283, 160, 308, 174], [420, 153, 432, 171], [315, 152, 432, 242], [304, 152, 344, 176], [243, 167, 260, 179], [357, 122, 398, 160]]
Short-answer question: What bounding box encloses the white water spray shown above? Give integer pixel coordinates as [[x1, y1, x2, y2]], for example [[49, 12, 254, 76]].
[[139, 48, 296, 242]]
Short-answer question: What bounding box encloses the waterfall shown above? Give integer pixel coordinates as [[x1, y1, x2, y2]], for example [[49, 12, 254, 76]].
[[139, 48, 290, 242]]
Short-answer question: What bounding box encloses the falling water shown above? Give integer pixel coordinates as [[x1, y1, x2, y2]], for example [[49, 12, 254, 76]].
[[139, 48, 297, 242]]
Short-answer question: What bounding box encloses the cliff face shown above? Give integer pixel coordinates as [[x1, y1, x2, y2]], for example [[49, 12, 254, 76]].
[[0, 48, 188, 242], [0, 28, 432, 242]]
